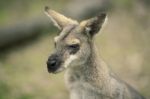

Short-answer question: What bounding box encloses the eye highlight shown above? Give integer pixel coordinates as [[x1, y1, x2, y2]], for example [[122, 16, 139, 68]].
[[67, 44, 80, 54]]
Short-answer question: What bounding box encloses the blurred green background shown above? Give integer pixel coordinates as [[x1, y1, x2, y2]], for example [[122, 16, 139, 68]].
[[0, 0, 150, 99]]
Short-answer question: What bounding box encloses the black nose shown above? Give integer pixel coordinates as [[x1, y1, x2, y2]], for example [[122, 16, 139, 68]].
[[47, 59, 57, 67], [47, 54, 61, 73]]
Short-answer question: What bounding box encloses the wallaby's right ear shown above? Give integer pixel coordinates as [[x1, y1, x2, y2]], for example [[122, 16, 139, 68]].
[[44, 6, 78, 30], [80, 13, 107, 37]]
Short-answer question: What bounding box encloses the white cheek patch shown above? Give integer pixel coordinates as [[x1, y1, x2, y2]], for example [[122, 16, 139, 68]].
[[64, 55, 77, 68]]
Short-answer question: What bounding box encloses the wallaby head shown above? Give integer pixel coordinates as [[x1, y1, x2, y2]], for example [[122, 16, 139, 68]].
[[45, 6, 107, 73]]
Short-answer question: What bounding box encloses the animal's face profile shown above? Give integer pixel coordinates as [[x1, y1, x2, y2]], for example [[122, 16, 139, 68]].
[[45, 6, 107, 73]]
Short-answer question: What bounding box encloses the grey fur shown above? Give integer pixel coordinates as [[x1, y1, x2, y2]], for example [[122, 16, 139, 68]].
[[45, 7, 145, 99]]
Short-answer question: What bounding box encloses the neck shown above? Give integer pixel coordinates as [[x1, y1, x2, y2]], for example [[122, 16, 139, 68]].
[[84, 41, 110, 83], [65, 41, 113, 98]]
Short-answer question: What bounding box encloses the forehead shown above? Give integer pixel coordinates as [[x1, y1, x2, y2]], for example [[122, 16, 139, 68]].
[[54, 25, 84, 43]]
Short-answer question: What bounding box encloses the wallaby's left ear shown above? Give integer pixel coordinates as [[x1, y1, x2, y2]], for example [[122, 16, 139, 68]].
[[44, 6, 78, 30], [80, 13, 107, 37]]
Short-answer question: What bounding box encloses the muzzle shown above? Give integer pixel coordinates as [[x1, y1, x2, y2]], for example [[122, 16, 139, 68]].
[[47, 54, 62, 73]]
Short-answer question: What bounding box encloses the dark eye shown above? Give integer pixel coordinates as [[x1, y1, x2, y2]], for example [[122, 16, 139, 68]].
[[68, 44, 79, 49], [68, 44, 80, 54]]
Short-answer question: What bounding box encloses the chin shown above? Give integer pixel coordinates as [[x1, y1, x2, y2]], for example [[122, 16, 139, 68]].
[[48, 66, 65, 74]]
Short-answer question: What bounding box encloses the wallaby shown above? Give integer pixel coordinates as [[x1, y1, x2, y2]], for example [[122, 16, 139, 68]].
[[44, 6, 145, 99]]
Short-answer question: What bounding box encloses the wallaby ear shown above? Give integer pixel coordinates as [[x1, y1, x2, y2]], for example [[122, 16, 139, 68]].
[[44, 6, 78, 30], [80, 13, 107, 37]]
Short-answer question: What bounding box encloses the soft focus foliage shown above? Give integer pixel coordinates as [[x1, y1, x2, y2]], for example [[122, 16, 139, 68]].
[[0, 0, 150, 99]]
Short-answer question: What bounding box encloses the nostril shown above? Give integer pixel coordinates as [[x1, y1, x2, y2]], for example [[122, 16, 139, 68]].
[[50, 60, 57, 67], [47, 59, 57, 67]]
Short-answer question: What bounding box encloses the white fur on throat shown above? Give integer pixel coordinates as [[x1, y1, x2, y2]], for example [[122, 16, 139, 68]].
[[64, 55, 77, 68]]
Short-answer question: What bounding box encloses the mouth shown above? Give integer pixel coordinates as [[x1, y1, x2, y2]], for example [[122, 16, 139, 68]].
[[47, 65, 59, 73], [49, 67, 65, 74]]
